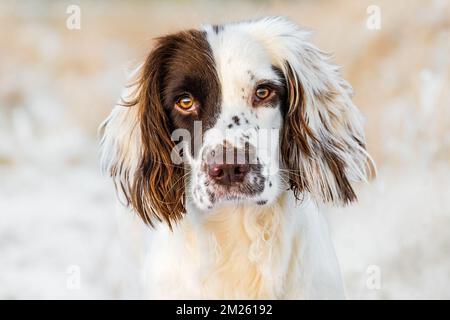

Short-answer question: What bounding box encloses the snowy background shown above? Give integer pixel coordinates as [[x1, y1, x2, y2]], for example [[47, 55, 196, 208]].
[[0, 0, 449, 299]]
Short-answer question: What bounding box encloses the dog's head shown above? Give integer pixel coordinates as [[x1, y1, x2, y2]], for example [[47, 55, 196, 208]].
[[101, 17, 374, 227]]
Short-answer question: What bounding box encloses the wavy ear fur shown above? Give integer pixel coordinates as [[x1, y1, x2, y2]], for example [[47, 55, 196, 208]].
[[243, 17, 374, 204], [100, 38, 186, 227]]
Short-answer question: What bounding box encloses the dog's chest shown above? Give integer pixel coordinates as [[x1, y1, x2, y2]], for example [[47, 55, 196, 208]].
[[144, 201, 299, 299], [198, 207, 285, 298]]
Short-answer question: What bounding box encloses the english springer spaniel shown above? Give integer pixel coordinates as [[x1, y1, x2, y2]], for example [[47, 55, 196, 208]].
[[100, 17, 374, 299]]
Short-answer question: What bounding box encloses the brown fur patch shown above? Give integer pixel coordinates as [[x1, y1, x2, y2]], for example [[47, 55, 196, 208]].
[[280, 61, 360, 204], [119, 30, 220, 227]]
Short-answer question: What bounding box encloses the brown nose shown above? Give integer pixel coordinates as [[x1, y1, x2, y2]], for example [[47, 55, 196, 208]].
[[208, 163, 250, 186]]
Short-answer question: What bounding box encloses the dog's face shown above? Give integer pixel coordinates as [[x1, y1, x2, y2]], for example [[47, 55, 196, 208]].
[[167, 28, 287, 210], [101, 17, 373, 226]]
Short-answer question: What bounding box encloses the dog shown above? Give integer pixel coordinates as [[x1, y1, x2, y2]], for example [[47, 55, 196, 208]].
[[100, 17, 374, 299]]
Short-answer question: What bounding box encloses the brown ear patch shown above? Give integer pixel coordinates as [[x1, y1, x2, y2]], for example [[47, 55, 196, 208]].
[[321, 142, 357, 203], [280, 61, 364, 205], [117, 30, 219, 228]]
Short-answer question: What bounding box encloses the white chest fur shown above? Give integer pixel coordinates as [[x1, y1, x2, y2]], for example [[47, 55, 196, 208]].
[[139, 193, 345, 299]]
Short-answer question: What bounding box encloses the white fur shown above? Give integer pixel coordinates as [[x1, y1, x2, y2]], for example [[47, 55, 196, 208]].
[[140, 193, 344, 299], [190, 24, 285, 209]]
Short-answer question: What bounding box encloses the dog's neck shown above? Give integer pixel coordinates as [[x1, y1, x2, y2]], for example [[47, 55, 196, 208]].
[[183, 192, 298, 298], [201, 192, 289, 249]]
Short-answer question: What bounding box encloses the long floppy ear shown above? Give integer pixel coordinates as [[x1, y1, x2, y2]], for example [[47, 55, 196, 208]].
[[245, 17, 374, 204], [100, 39, 185, 227]]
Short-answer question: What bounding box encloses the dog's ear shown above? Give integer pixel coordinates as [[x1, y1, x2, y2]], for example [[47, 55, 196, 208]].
[[248, 17, 374, 204], [100, 37, 185, 227]]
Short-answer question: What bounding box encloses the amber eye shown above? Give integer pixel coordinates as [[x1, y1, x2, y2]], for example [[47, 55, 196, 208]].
[[255, 86, 271, 100], [176, 94, 195, 110]]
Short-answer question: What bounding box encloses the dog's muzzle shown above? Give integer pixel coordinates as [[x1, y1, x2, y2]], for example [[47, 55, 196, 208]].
[[202, 142, 261, 188]]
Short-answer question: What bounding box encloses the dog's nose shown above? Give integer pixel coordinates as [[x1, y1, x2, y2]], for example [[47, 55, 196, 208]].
[[208, 163, 249, 185]]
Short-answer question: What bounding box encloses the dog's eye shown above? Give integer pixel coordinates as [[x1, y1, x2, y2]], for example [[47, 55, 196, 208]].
[[176, 94, 195, 111], [255, 86, 271, 100]]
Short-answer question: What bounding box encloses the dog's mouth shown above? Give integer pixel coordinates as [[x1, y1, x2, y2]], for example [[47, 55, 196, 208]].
[[210, 179, 265, 199], [204, 186, 267, 209]]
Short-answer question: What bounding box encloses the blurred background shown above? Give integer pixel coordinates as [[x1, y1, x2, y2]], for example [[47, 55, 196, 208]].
[[0, 0, 449, 299]]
